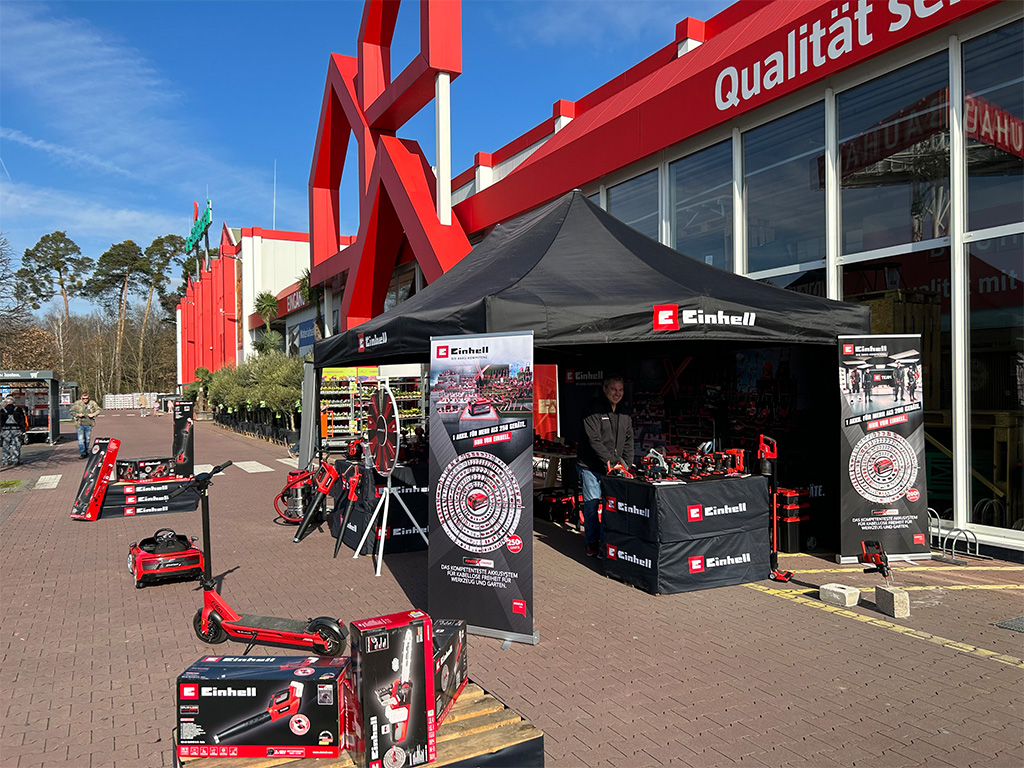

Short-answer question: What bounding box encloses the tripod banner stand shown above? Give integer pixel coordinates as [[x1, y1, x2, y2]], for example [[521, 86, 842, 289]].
[[838, 334, 929, 560], [427, 331, 537, 645]]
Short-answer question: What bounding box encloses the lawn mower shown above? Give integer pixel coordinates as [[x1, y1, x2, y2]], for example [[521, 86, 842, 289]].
[[187, 461, 348, 656], [126, 528, 204, 589]]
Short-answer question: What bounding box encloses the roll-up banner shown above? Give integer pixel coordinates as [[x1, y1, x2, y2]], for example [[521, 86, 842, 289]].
[[172, 401, 195, 477], [427, 332, 537, 645], [838, 334, 929, 561]]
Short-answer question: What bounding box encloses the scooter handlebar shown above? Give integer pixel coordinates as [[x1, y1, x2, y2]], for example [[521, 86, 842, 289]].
[[167, 460, 234, 499]]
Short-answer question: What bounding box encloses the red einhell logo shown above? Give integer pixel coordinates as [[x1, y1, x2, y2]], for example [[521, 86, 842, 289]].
[[605, 545, 652, 569], [605, 497, 650, 518], [653, 305, 756, 331], [689, 552, 752, 573], [199, 686, 257, 697], [687, 502, 746, 521], [359, 332, 387, 352]]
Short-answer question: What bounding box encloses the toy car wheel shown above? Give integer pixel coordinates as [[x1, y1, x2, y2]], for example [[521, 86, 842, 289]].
[[312, 627, 345, 656], [126, 553, 135, 575], [135, 580, 145, 589], [193, 609, 227, 644]]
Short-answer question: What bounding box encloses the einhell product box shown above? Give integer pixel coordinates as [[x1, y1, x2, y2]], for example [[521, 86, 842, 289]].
[[431, 619, 467, 727], [176, 655, 348, 760], [346, 610, 436, 768], [117, 457, 175, 482]]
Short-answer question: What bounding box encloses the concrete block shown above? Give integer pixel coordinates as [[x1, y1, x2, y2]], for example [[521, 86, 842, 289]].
[[875, 586, 910, 618], [819, 583, 860, 607]]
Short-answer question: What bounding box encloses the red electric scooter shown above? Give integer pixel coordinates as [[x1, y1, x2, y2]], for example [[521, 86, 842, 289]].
[[188, 461, 348, 656]]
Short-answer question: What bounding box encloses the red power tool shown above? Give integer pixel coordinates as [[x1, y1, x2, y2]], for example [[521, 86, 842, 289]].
[[212, 681, 304, 744], [332, 464, 363, 559], [758, 435, 794, 583], [377, 629, 414, 743], [858, 540, 893, 584]]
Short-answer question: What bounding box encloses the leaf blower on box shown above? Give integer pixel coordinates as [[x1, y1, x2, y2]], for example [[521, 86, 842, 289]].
[[180, 461, 348, 656], [212, 682, 305, 744]]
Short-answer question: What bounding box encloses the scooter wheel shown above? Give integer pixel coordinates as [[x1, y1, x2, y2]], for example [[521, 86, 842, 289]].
[[312, 627, 345, 656], [193, 608, 227, 644]]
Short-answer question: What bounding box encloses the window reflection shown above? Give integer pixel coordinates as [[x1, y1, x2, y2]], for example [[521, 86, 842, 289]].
[[383, 262, 417, 313], [838, 53, 949, 254], [757, 268, 826, 298], [968, 235, 1023, 531], [744, 103, 826, 272], [669, 141, 733, 271], [964, 21, 1024, 232], [607, 169, 659, 239]]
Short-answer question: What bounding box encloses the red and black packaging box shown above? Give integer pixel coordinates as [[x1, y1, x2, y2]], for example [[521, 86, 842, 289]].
[[102, 477, 199, 517], [431, 619, 468, 726], [117, 457, 175, 482], [775, 488, 810, 554], [345, 610, 436, 768], [176, 655, 348, 760]]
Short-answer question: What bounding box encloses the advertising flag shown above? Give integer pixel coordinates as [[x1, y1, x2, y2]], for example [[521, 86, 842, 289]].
[[427, 332, 537, 645], [838, 335, 929, 559]]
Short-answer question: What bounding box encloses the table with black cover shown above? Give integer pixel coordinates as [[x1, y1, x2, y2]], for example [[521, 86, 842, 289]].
[[329, 460, 429, 555], [600, 474, 770, 594]]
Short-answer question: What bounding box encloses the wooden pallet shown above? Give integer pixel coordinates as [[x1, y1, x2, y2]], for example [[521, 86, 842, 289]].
[[180, 683, 543, 767]]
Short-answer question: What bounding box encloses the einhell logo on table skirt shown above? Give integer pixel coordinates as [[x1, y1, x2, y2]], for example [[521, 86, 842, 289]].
[[603, 528, 770, 594], [427, 332, 537, 645], [838, 334, 929, 559]]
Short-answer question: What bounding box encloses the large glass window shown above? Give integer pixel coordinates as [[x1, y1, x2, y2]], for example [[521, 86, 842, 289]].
[[963, 21, 1024, 232], [383, 262, 417, 313], [744, 103, 825, 273], [842, 248, 953, 515], [758, 268, 827, 298], [837, 54, 949, 254], [968, 235, 1023, 531], [607, 169, 659, 239], [669, 141, 733, 271]]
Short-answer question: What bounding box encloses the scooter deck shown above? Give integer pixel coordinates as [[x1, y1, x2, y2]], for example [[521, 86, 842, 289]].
[[236, 614, 309, 633]]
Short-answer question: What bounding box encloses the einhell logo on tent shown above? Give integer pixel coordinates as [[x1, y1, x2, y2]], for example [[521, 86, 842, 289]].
[[843, 344, 855, 355], [653, 304, 679, 331], [358, 333, 365, 353], [607, 546, 652, 569], [688, 556, 705, 573], [653, 305, 756, 330], [605, 497, 617, 512], [437, 345, 449, 358], [179, 683, 199, 700], [687, 504, 703, 521]]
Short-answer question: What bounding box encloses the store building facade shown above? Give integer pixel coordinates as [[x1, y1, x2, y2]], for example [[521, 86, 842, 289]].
[[308, 0, 1022, 552]]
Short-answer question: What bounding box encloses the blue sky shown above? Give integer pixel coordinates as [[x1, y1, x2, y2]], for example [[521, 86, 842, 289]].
[[1, 0, 730, 311]]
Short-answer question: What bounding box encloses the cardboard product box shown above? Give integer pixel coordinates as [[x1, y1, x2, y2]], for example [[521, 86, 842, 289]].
[[176, 655, 348, 760], [430, 619, 467, 727], [346, 610, 436, 768]]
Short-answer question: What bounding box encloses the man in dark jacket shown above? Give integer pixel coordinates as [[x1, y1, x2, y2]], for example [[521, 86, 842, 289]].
[[576, 374, 634, 557], [1, 395, 29, 466]]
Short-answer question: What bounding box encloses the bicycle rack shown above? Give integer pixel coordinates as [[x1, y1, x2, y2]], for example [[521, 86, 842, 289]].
[[933, 527, 993, 564], [927, 507, 949, 550]]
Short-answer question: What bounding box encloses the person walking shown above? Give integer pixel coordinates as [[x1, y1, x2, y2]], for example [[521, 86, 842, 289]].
[[69, 393, 102, 458], [1, 396, 28, 466], [576, 374, 634, 558]]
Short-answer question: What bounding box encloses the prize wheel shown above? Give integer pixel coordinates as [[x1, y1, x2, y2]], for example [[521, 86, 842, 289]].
[[367, 386, 400, 476]]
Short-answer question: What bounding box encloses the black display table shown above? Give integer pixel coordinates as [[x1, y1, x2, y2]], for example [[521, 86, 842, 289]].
[[600, 474, 770, 594], [330, 460, 429, 555]]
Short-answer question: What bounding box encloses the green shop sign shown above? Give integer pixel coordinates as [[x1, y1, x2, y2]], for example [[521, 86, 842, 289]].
[[186, 199, 213, 252]]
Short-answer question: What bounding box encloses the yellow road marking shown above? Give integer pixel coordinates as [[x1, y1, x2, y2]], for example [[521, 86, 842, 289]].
[[786, 584, 1024, 595], [746, 583, 1024, 670], [784, 566, 1023, 574]]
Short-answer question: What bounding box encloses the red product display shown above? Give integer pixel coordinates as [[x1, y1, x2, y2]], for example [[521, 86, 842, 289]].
[[345, 610, 436, 768], [70, 438, 120, 521], [176, 655, 349, 760]]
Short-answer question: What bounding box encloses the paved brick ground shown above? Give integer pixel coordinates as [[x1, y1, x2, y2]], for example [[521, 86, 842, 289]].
[[1, 412, 1022, 767]]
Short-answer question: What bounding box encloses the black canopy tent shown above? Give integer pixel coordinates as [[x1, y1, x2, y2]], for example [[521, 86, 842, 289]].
[[314, 191, 870, 369]]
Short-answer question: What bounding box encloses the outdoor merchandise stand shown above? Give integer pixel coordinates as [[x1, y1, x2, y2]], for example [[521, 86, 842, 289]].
[[70, 403, 197, 521], [0, 369, 61, 444]]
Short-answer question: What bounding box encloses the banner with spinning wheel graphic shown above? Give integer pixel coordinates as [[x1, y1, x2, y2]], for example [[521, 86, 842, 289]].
[[428, 332, 537, 645], [838, 334, 929, 560]]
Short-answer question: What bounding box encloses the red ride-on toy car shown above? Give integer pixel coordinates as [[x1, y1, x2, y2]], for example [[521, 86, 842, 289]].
[[127, 528, 204, 589]]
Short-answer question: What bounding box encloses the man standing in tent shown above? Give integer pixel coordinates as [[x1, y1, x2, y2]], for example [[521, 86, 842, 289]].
[[577, 374, 634, 558]]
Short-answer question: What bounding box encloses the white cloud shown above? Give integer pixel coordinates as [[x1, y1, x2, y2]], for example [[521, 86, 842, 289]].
[[0, 127, 137, 179]]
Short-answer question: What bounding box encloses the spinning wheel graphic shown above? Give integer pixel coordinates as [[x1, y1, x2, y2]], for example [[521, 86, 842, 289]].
[[367, 387, 400, 476], [848, 430, 919, 504], [436, 452, 522, 554]]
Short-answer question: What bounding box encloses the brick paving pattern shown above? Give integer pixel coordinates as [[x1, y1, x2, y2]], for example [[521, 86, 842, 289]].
[[1, 412, 1022, 767]]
